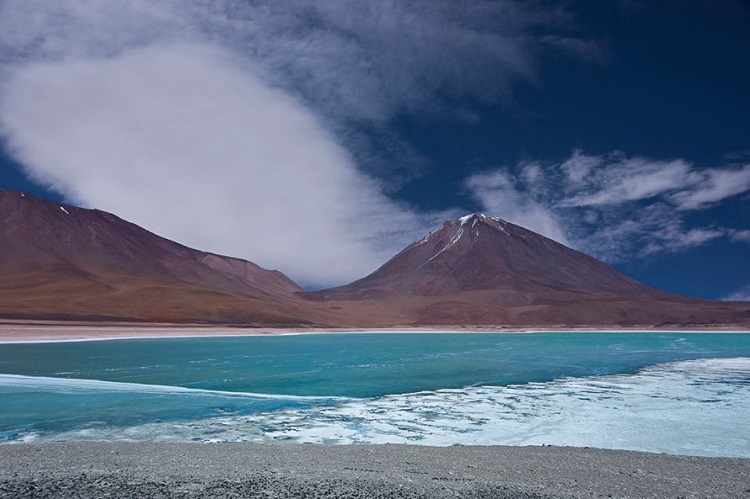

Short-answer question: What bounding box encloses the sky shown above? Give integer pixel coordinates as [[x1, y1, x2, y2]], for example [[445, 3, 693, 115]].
[[0, 0, 748, 299]]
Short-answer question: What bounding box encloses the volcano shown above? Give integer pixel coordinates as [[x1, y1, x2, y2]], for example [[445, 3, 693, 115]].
[[308, 214, 749, 327]]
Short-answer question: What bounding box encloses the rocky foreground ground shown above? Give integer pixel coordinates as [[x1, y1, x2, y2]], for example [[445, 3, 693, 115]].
[[1, 443, 749, 498]]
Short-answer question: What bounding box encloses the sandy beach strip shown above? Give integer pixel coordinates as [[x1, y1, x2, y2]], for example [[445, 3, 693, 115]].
[[1, 443, 748, 498], [0, 322, 746, 343], [0, 323, 294, 343]]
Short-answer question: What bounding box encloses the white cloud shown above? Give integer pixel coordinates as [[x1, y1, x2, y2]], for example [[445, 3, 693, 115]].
[[640, 228, 725, 256], [560, 149, 603, 183], [670, 166, 750, 210], [561, 155, 698, 207], [721, 285, 750, 302], [0, 43, 441, 287], [520, 161, 544, 186], [556, 151, 750, 211], [730, 230, 750, 243]]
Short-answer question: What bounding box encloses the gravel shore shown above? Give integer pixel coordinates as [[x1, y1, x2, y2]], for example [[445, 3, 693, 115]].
[[1, 443, 748, 498]]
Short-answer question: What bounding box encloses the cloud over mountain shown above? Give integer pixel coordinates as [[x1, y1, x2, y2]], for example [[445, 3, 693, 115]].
[[0, 42, 449, 287], [0, 0, 589, 288]]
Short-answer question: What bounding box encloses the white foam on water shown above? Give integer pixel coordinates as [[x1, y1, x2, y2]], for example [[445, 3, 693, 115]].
[[14, 357, 750, 457], [0, 373, 348, 402]]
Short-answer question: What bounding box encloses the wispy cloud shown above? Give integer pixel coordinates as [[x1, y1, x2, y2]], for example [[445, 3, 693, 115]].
[[669, 166, 750, 210], [559, 152, 699, 207], [465, 150, 750, 263], [639, 228, 725, 256], [0, 1, 586, 287], [721, 285, 750, 302], [465, 167, 569, 245], [556, 150, 750, 211], [730, 230, 750, 243]]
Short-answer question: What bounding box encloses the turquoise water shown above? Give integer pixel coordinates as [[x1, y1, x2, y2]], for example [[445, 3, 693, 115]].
[[1, 332, 749, 456]]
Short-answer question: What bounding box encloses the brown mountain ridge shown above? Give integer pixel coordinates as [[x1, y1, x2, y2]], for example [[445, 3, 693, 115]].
[[0, 188, 323, 325], [1, 189, 748, 328]]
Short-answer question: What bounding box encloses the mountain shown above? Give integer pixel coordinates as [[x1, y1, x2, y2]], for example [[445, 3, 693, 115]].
[[308, 214, 750, 327], [1, 189, 747, 328], [0, 188, 320, 324]]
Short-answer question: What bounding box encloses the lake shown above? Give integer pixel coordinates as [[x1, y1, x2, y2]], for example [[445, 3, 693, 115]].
[[1, 332, 748, 457]]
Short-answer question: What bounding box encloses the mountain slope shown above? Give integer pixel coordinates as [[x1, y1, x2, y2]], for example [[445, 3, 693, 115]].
[[0, 189, 317, 324], [314, 214, 654, 299], [308, 214, 749, 327]]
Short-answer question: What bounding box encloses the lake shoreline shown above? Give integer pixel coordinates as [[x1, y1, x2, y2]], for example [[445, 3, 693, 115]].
[[1, 442, 748, 498], [1, 321, 747, 343]]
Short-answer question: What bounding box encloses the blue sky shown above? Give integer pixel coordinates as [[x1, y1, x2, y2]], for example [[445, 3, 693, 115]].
[[0, 1, 748, 298]]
